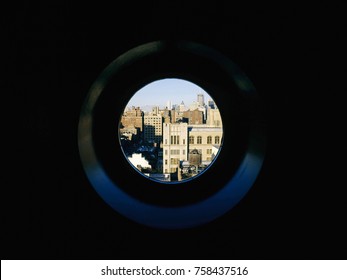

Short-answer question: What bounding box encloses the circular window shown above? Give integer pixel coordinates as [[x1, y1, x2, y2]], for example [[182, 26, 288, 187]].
[[119, 78, 223, 183], [78, 41, 266, 229]]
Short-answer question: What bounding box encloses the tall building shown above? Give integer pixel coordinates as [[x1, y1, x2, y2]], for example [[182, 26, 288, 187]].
[[197, 93, 205, 106], [152, 106, 159, 115], [166, 100, 172, 110], [144, 114, 163, 143], [120, 106, 143, 132], [162, 122, 188, 174], [206, 108, 222, 127], [160, 107, 171, 123], [170, 109, 178, 123]]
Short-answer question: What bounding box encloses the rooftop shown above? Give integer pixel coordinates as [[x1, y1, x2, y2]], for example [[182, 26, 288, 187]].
[[188, 126, 222, 132]]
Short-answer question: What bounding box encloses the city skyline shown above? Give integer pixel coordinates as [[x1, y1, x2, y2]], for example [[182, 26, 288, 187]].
[[120, 78, 223, 182], [126, 78, 212, 109]]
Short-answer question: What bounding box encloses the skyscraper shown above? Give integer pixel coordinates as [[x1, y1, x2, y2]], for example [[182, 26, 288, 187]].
[[197, 93, 205, 107], [206, 108, 222, 127], [166, 100, 172, 110], [144, 114, 163, 143]]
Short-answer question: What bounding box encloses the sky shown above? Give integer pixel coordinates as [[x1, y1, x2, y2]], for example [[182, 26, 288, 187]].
[[126, 78, 212, 109]]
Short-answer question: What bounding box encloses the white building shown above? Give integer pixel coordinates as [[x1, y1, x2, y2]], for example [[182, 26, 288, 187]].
[[188, 125, 222, 161], [206, 107, 222, 127], [127, 153, 152, 170], [162, 122, 188, 174], [166, 100, 172, 110], [163, 122, 223, 176]]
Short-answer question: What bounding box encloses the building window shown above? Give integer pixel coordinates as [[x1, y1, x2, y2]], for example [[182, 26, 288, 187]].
[[165, 159, 168, 165], [183, 150, 185, 155], [189, 136, 194, 144], [171, 136, 173, 144], [207, 136, 212, 144], [183, 139, 185, 145], [165, 139, 167, 144], [165, 169, 168, 173], [207, 148, 212, 154], [177, 135, 180, 145], [215, 136, 220, 144], [197, 136, 202, 144], [165, 150, 168, 155]]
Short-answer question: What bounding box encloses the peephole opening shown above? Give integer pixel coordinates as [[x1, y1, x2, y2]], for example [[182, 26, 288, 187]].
[[119, 78, 223, 183]]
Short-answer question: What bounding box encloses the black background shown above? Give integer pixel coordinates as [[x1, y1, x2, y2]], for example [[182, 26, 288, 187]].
[[3, 2, 346, 259]]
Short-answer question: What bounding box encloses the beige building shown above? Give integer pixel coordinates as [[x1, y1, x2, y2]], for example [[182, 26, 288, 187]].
[[162, 122, 188, 174], [163, 122, 223, 175], [206, 108, 222, 127], [183, 108, 204, 125], [144, 114, 163, 143], [120, 106, 143, 131], [188, 125, 223, 161]]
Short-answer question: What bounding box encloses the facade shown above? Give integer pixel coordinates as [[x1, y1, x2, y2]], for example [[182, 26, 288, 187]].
[[160, 108, 171, 122], [197, 93, 205, 106], [206, 108, 222, 127], [166, 100, 172, 110], [163, 122, 222, 178], [120, 106, 143, 132], [183, 108, 204, 125], [188, 125, 223, 161], [162, 122, 188, 174], [152, 106, 159, 115], [143, 114, 163, 143], [170, 109, 178, 123]]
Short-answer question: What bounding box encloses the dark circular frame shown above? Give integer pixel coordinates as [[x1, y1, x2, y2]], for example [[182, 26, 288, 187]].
[[78, 40, 266, 229]]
